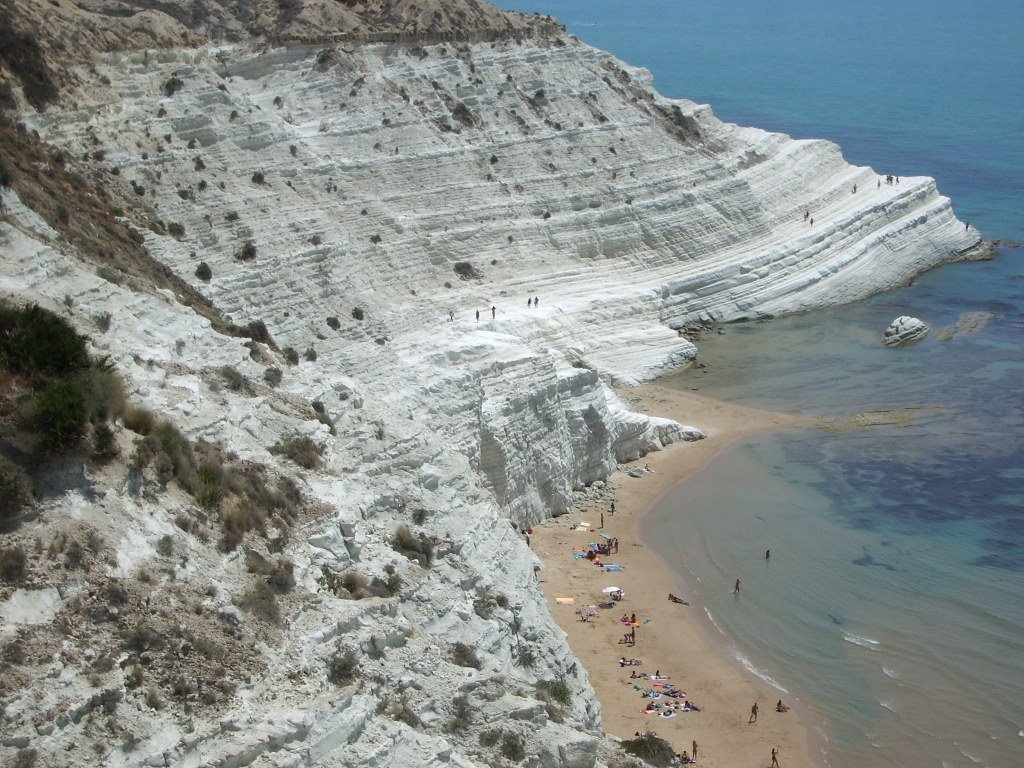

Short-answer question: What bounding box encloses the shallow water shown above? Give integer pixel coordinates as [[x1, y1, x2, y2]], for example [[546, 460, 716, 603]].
[[645, 252, 1024, 768]]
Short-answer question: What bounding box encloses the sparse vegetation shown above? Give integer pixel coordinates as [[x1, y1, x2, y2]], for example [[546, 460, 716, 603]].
[[351, 307, 364, 321], [236, 581, 281, 624], [0, 545, 28, 582], [621, 732, 676, 765], [251, 171, 266, 185], [501, 732, 527, 762], [535, 679, 572, 707], [263, 367, 282, 386], [453, 261, 482, 280], [0, 457, 33, 524], [163, 76, 184, 97], [327, 647, 358, 685], [237, 240, 257, 261], [451, 641, 481, 669], [283, 346, 300, 365], [269, 435, 323, 470], [195, 261, 212, 281], [391, 524, 434, 568]]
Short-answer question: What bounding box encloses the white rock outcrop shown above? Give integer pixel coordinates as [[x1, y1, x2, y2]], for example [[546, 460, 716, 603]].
[[0, 24, 979, 768], [883, 315, 930, 346]]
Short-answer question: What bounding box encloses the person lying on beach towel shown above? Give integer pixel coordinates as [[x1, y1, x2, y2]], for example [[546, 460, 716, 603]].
[[681, 700, 701, 712], [658, 710, 677, 719], [668, 594, 689, 605], [619, 657, 642, 666]]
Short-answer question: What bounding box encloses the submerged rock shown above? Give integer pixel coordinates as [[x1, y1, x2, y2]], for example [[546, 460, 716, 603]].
[[883, 316, 929, 346]]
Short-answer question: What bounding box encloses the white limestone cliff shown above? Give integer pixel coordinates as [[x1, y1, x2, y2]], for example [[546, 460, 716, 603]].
[[0, 25, 982, 768]]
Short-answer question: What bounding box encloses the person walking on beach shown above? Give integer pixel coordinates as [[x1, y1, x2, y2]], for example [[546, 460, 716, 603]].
[[610, 500, 615, 515], [475, 309, 479, 322], [749, 701, 759, 723], [766, 549, 771, 560], [734, 579, 741, 594], [692, 740, 698, 760], [534, 296, 539, 306], [491, 305, 496, 319], [600, 512, 604, 529], [528, 297, 532, 307], [771, 747, 780, 767]]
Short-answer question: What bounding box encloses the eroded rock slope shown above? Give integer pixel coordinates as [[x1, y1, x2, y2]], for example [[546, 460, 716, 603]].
[[0, 3, 982, 766]]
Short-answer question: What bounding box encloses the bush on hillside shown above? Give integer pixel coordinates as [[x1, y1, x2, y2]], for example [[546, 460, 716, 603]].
[[391, 524, 434, 568], [620, 733, 676, 766], [31, 378, 87, 452], [0, 302, 88, 375], [0, 456, 33, 524], [269, 435, 322, 469]]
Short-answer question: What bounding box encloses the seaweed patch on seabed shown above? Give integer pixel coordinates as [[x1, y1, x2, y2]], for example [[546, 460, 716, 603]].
[[934, 311, 996, 340], [815, 405, 942, 434]]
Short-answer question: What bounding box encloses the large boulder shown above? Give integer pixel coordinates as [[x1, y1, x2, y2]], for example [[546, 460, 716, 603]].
[[883, 315, 929, 346]]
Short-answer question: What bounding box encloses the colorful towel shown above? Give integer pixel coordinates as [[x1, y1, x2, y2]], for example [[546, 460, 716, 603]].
[[555, 597, 576, 605]]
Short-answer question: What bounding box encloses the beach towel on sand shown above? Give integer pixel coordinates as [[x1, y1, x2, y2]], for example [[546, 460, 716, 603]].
[[556, 597, 576, 605], [604, 564, 624, 572]]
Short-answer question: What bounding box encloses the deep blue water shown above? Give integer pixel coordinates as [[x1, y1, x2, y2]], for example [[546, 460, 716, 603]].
[[495, 1, 1024, 766]]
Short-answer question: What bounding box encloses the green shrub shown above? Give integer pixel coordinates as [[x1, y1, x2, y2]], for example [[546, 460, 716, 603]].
[[0, 302, 87, 375], [194, 461, 223, 509], [163, 76, 184, 96], [251, 171, 266, 185], [535, 679, 571, 707], [237, 241, 257, 261], [220, 366, 251, 394], [167, 222, 185, 238], [326, 648, 358, 685], [621, 733, 676, 766], [283, 347, 299, 364], [303, 346, 317, 362], [225, 210, 239, 222], [195, 261, 212, 281], [453, 261, 481, 280], [351, 307, 365, 321], [0, 545, 28, 582], [263, 367, 282, 386], [451, 641, 481, 669], [391, 524, 433, 568], [92, 422, 117, 459], [75, 359, 125, 423], [32, 378, 87, 452]]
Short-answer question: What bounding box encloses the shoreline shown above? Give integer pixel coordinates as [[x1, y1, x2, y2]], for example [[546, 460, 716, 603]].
[[531, 383, 821, 767]]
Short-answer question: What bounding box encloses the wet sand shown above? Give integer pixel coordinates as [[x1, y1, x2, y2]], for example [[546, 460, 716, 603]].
[[531, 383, 819, 767]]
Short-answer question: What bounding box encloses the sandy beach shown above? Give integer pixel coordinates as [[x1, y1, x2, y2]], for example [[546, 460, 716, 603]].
[[531, 383, 819, 768]]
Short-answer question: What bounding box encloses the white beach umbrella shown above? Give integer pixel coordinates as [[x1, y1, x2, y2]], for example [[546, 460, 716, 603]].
[[601, 586, 622, 594]]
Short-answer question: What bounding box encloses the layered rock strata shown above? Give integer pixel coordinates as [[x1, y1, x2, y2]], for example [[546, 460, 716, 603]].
[[0, 8, 982, 767]]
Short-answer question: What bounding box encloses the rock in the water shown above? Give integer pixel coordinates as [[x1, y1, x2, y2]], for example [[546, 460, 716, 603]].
[[883, 316, 929, 346]]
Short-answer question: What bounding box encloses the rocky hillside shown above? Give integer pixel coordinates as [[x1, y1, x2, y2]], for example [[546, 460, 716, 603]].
[[0, 1, 982, 767]]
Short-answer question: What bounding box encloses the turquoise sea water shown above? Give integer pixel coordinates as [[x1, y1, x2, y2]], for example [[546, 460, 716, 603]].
[[494, 2, 1024, 766]]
